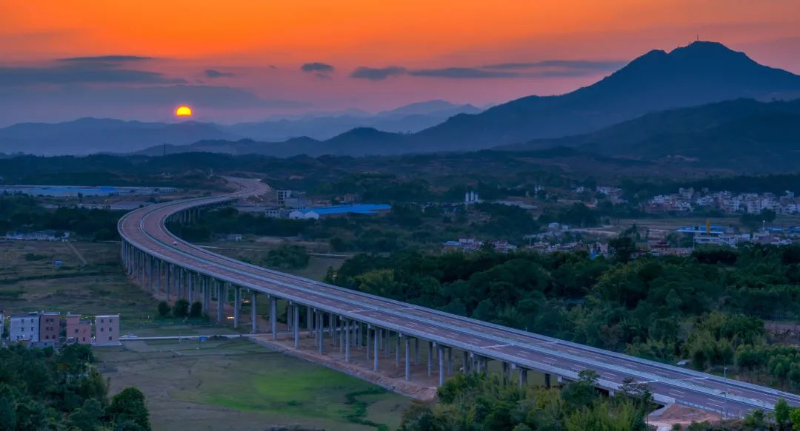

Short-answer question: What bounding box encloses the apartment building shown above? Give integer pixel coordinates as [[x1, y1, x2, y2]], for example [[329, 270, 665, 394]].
[[9, 312, 40, 342], [65, 313, 92, 345], [39, 311, 60, 347], [94, 314, 120, 346]]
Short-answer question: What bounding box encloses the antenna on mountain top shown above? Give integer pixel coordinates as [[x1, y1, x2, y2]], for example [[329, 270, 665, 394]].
[[696, 34, 700, 42]]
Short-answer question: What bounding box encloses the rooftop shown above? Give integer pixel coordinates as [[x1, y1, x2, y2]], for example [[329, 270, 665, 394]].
[[294, 204, 391, 215]]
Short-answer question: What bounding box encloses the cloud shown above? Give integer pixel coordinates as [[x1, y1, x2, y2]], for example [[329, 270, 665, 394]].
[[301, 62, 334, 73], [349, 66, 407, 81], [0, 57, 183, 87], [204, 69, 235, 78], [349, 59, 625, 81], [484, 59, 626, 75], [59, 55, 152, 63], [409, 67, 519, 79]]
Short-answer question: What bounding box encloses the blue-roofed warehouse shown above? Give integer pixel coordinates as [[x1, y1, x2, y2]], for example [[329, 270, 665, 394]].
[[288, 204, 391, 220]]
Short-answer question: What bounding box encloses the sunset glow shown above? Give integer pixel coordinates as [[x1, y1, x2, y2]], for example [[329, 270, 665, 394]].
[[1, 0, 799, 125]]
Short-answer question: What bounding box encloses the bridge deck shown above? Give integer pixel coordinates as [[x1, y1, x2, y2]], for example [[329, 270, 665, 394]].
[[118, 177, 800, 418]]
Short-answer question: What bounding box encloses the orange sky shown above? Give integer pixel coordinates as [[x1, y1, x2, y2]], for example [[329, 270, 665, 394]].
[[1, 0, 799, 123]]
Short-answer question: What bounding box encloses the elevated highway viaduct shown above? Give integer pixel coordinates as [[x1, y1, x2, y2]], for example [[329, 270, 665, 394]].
[[118, 177, 800, 418]]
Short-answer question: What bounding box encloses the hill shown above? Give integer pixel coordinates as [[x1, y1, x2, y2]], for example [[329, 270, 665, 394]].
[[499, 98, 800, 172], [224, 100, 481, 141], [408, 41, 800, 152]]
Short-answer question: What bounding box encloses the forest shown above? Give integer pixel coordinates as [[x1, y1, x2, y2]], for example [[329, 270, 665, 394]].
[[0, 344, 151, 430], [327, 244, 800, 392]]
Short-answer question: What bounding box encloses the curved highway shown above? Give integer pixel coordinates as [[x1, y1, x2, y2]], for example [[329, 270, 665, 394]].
[[118, 177, 800, 418]]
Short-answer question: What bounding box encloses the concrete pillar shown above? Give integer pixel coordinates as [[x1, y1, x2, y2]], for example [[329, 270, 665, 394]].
[[415, 338, 420, 365], [202, 276, 208, 313], [519, 368, 527, 388], [395, 333, 401, 368], [366, 324, 370, 360], [191, 272, 196, 303], [233, 287, 240, 329], [438, 345, 445, 386], [329, 313, 335, 345], [344, 319, 351, 362], [544, 373, 552, 388], [270, 296, 277, 339], [427, 341, 433, 377], [339, 317, 345, 353], [166, 264, 172, 301], [157, 260, 162, 296], [404, 336, 411, 381], [307, 306, 313, 336], [293, 303, 299, 348], [251, 291, 258, 333], [373, 328, 379, 371], [462, 351, 469, 373], [216, 281, 224, 322], [148, 256, 154, 292], [317, 311, 324, 354]]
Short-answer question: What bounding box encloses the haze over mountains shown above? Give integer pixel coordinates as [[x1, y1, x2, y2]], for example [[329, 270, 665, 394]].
[[0, 100, 480, 156], [2, 41, 800, 165], [225, 100, 482, 142]]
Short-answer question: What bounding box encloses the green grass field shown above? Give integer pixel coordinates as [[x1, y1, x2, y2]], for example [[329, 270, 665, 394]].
[[98, 338, 411, 431]]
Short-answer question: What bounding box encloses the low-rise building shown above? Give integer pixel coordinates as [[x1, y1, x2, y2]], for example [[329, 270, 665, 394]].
[[66, 313, 92, 345], [9, 312, 40, 342], [94, 314, 120, 346], [39, 311, 60, 346], [289, 204, 391, 220]]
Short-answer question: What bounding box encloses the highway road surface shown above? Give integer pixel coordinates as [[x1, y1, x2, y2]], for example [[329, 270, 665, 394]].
[[118, 177, 800, 418]]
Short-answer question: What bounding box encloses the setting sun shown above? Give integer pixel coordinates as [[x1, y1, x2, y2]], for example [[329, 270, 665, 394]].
[[175, 106, 193, 117]]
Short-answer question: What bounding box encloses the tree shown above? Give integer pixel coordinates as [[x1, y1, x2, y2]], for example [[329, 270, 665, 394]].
[[172, 299, 190, 318], [265, 245, 310, 269], [740, 209, 777, 231], [562, 370, 600, 411], [157, 301, 171, 317], [609, 237, 637, 263], [68, 398, 105, 430], [774, 398, 792, 430], [107, 387, 151, 431], [790, 408, 800, 430], [190, 301, 203, 318], [0, 396, 15, 431]]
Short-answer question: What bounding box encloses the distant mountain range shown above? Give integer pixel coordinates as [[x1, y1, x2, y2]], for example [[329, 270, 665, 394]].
[[133, 41, 800, 160], [223, 100, 481, 141], [0, 100, 480, 156], [3, 41, 800, 163], [499, 98, 800, 172]]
